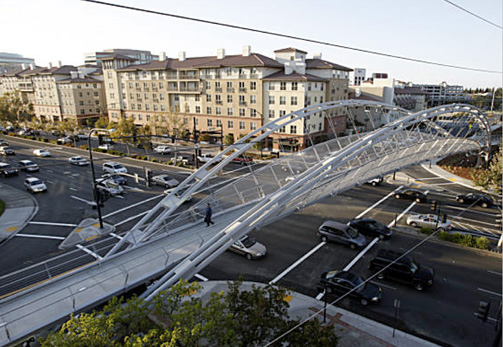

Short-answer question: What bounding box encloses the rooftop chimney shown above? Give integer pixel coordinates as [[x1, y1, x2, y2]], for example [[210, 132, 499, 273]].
[[313, 53, 322, 59], [178, 51, 186, 62], [21, 64, 26, 70], [57, 60, 62, 68], [70, 71, 78, 79], [242, 45, 251, 57], [48, 62, 53, 69], [217, 48, 225, 59], [29, 63, 35, 70], [159, 52, 166, 61]]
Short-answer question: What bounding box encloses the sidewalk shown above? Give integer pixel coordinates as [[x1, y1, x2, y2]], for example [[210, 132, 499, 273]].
[[0, 183, 37, 243], [197, 281, 439, 347]]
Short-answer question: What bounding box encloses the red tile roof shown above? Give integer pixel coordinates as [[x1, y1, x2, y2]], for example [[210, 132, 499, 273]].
[[305, 59, 352, 71], [262, 71, 328, 82], [274, 47, 308, 54]]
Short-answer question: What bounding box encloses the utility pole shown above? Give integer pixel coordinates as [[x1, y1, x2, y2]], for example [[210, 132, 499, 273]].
[[193, 117, 199, 169]]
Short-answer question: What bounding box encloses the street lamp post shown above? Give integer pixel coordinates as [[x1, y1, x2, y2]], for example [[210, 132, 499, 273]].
[[88, 127, 112, 229]]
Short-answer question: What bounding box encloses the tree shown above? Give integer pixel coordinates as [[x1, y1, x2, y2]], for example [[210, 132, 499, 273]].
[[224, 134, 235, 146], [0, 91, 33, 126], [40, 280, 338, 346], [114, 117, 136, 155], [471, 144, 502, 193], [94, 116, 109, 129]]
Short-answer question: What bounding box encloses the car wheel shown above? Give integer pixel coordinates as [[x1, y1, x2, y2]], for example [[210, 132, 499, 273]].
[[360, 298, 369, 306], [458, 198, 464, 204], [410, 222, 417, 227], [481, 202, 488, 208], [350, 243, 356, 250], [246, 253, 252, 260], [371, 181, 377, 186], [395, 194, 400, 199], [413, 282, 424, 291], [321, 236, 328, 243], [326, 286, 333, 294], [377, 273, 385, 280], [415, 198, 421, 203], [378, 234, 385, 240]]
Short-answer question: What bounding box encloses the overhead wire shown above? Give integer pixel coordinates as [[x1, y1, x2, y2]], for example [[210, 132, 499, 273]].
[[441, 0, 502, 30], [80, 0, 502, 74]]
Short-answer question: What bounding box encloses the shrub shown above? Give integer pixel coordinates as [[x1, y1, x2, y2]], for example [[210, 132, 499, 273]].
[[151, 159, 158, 162], [419, 227, 433, 235], [437, 232, 490, 250], [475, 236, 490, 250]]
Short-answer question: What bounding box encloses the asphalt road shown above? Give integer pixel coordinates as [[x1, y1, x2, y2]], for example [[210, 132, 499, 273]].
[[0, 134, 501, 346]]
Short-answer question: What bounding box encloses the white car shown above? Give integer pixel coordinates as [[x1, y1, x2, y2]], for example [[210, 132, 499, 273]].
[[164, 186, 193, 203], [406, 214, 452, 231], [33, 149, 51, 157], [95, 178, 124, 196], [24, 177, 47, 193], [153, 145, 171, 155], [197, 154, 222, 164], [69, 156, 89, 166], [57, 137, 72, 145], [228, 236, 267, 260], [152, 174, 179, 188], [98, 144, 114, 150], [102, 162, 127, 174], [19, 160, 39, 172]]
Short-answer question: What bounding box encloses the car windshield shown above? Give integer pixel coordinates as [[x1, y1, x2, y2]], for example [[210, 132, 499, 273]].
[[347, 226, 359, 238], [353, 276, 366, 292], [112, 164, 123, 169], [410, 259, 419, 273], [31, 180, 43, 185], [241, 236, 256, 248]]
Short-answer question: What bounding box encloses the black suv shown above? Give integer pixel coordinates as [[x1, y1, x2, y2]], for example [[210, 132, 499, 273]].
[[394, 188, 427, 203], [317, 270, 382, 306], [456, 193, 494, 208], [369, 249, 434, 291], [349, 218, 393, 240]]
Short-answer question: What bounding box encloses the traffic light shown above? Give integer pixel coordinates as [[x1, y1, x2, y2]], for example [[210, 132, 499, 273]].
[[442, 214, 448, 223], [145, 169, 152, 186], [98, 134, 104, 145], [476, 300, 490, 321], [430, 200, 437, 211], [171, 135, 176, 143], [133, 129, 137, 143]]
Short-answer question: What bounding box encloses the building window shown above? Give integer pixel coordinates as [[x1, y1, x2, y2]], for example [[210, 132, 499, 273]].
[[250, 109, 257, 117], [250, 81, 256, 90], [206, 94, 211, 102], [195, 95, 200, 102], [145, 104, 150, 111], [239, 95, 246, 105], [194, 118, 198, 125], [227, 94, 233, 103], [292, 82, 298, 90], [279, 126, 285, 133], [161, 105, 166, 111], [269, 96, 275, 105], [291, 96, 297, 105], [280, 82, 286, 90], [239, 121, 246, 130], [216, 94, 222, 104], [227, 107, 233, 116], [250, 95, 256, 104], [206, 107, 212, 114], [160, 94, 165, 100], [196, 106, 201, 113], [146, 114, 150, 121], [216, 107, 222, 115], [239, 108, 245, 117], [205, 81, 211, 89], [250, 122, 257, 130], [268, 83, 275, 91], [290, 125, 297, 134], [268, 110, 275, 118], [320, 96, 324, 103], [228, 120, 234, 128], [280, 96, 286, 105], [207, 119, 213, 126], [279, 110, 286, 117], [239, 81, 246, 92], [185, 104, 190, 112]]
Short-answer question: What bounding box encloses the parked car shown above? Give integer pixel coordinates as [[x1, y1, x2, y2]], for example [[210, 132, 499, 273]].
[[102, 162, 127, 174], [316, 270, 382, 306], [0, 127, 6, 134], [197, 153, 222, 164], [171, 155, 195, 166], [366, 176, 383, 186], [19, 160, 39, 172], [164, 186, 193, 203], [24, 177, 47, 193], [95, 177, 124, 196], [317, 220, 367, 249], [68, 156, 89, 166], [0, 162, 19, 177], [102, 173, 127, 185], [152, 174, 179, 188], [406, 214, 452, 231], [77, 133, 89, 140], [232, 155, 254, 165], [153, 145, 172, 155], [348, 218, 393, 240], [0, 146, 15, 155], [57, 137, 72, 145], [98, 143, 114, 150], [368, 248, 434, 291], [0, 139, 9, 146], [228, 235, 267, 260], [456, 193, 494, 208], [51, 130, 62, 136], [394, 188, 427, 203], [33, 149, 51, 157]]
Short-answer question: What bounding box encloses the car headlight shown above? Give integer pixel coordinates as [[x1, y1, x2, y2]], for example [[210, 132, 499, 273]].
[[428, 280, 433, 285], [371, 297, 379, 302]]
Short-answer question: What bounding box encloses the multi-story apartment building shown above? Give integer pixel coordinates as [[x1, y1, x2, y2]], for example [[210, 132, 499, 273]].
[[349, 68, 366, 86], [0, 52, 35, 74], [85, 49, 159, 66], [413, 81, 470, 107], [101, 46, 352, 150]]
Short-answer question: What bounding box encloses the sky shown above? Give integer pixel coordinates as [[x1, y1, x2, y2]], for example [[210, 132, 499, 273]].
[[2, 0, 502, 89]]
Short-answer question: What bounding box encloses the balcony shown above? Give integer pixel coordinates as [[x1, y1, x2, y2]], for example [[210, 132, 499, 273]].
[[215, 87, 223, 92], [239, 87, 247, 92], [250, 74, 259, 79], [227, 87, 234, 93], [239, 101, 247, 106], [179, 73, 199, 80], [166, 74, 178, 80]]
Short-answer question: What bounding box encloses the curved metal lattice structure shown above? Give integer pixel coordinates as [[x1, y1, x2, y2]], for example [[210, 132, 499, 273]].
[[103, 101, 490, 298]]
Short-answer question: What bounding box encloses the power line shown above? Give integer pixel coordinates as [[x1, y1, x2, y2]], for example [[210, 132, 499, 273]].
[[81, 0, 502, 74], [442, 0, 503, 30]]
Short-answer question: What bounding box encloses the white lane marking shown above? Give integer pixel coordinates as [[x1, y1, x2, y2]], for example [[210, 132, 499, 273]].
[[15, 233, 65, 240], [29, 221, 77, 227], [370, 281, 396, 291], [46, 170, 53, 173], [316, 291, 325, 301], [195, 273, 209, 282], [46, 180, 54, 184], [387, 199, 421, 228], [71, 173, 80, 177], [63, 171, 71, 175], [488, 270, 502, 276], [343, 237, 379, 271], [114, 195, 124, 199], [450, 215, 499, 228], [414, 177, 446, 181], [114, 211, 149, 227], [443, 205, 499, 217], [126, 186, 145, 192], [70, 187, 78, 192], [71, 195, 94, 205], [110, 232, 123, 240], [269, 242, 326, 285], [427, 182, 457, 186], [76, 244, 102, 260], [478, 288, 502, 297], [103, 194, 163, 218], [354, 186, 403, 219]]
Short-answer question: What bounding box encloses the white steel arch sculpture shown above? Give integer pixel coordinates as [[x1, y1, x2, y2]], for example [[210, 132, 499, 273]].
[[104, 101, 490, 299]]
